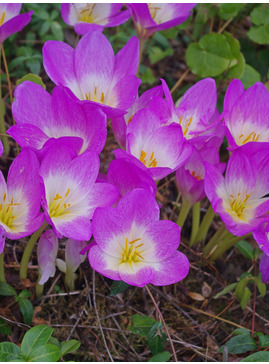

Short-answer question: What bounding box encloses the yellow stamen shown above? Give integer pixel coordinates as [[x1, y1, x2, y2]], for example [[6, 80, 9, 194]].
[[0, 12, 5, 26], [0, 193, 20, 228], [228, 192, 250, 220], [139, 150, 157, 168], [49, 189, 71, 218], [121, 237, 144, 265]]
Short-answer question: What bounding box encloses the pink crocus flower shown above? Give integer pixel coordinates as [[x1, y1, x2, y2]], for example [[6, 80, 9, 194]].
[[176, 141, 225, 207], [39, 139, 119, 241], [115, 108, 193, 181], [223, 79, 269, 153], [0, 149, 43, 254], [111, 85, 162, 148], [204, 150, 269, 236], [130, 3, 196, 40], [37, 229, 58, 285], [150, 78, 224, 147], [88, 189, 189, 287], [259, 253, 269, 283], [43, 31, 140, 118], [9, 82, 107, 156], [56, 239, 86, 275], [0, 4, 32, 44], [61, 4, 131, 35]]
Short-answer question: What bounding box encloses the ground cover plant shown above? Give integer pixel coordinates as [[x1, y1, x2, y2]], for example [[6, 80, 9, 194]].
[[0, 2, 269, 362]]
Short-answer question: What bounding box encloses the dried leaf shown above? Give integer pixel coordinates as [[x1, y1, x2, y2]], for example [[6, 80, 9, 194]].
[[188, 291, 205, 301]]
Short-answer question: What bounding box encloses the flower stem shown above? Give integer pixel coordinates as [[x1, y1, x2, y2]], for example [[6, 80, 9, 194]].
[[209, 233, 252, 261], [193, 205, 215, 244], [0, 47, 10, 156], [137, 38, 145, 75], [190, 202, 200, 246], [20, 221, 47, 281], [0, 251, 6, 283], [176, 199, 191, 228], [145, 285, 177, 362], [203, 223, 228, 258], [35, 273, 44, 298], [65, 268, 75, 292]]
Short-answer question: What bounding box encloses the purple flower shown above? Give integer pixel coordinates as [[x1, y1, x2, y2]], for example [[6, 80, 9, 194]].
[[9, 82, 107, 156], [223, 79, 269, 152], [37, 229, 58, 285], [39, 139, 119, 241], [176, 141, 225, 206], [115, 108, 193, 181], [150, 78, 223, 146], [43, 31, 140, 118], [259, 253, 269, 283], [61, 4, 131, 35], [56, 239, 86, 274], [204, 150, 269, 236], [253, 223, 269, 256], [88, 189, 189, 287], [0, 4, 32, 44], [0, 149, 43, 253], [111, 85, 162, 148], [0, 140, 3, 156], [130, 3, 196, 40]]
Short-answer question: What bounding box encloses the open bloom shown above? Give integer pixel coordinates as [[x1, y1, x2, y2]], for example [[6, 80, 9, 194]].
[[9, 82, 107, 156], [130, 3, 196, 40], [150, 78, 223, 147], [204, 150, 269, 236], [39, 139, 119, 241], [115, 109, 193, 181], [37, 229, 58, 285], [0, 149, 43, 254], [88, 189, 189, 287], [61, 4, 131, 35], [111, 85, 162, 148], [223, 79, 269, 152], [0, 4, 32, 44], [43, 31, 140, 118]]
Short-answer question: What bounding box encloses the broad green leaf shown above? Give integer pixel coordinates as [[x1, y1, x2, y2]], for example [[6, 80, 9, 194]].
[[232, 328, 250, 336], [130, 314, 157, 337], [0, 282, 17, 296], [21, 325, 54, 360], [148, 335, 166, 355], [215, 283, 237, 298], [9, 56, 27, 71], [148, 322, 163, 340], [110, 280, 130, 297], [186, 33, 234, 77], [0, 318, 12, 335], [219, 334, 256, 354], [141, 68, 155, 85], [48, 336, 60, 348], [40, 21, 51, 36], [240, 287, 252, 310], [16, 297, 33, 325], [148, 351, 170, 362], [27, 344, 61, 362], [0, 342, 21, 361], [19, 289, 32, 299], [16, 73, 46, 89], [51, 21, 64, 41], [241, 351, 269, 361], [254, 332, 269, 347], [235, 277, 248, 301], [219, 4, 245, 20], [248, 24, 269, 45], [240, 65, 261, 89], [192, 4, 208, 40], [250, 4, 269, 26], [26, 59, 41, 75], [252, 276, 266, 297], [224, 32, 245, 79], [34, 8, 50, 20], [149, 47, 174, 65], [153, 32, 171, 49], [235, 240, 254, 260], [60, 340, 81, 356]]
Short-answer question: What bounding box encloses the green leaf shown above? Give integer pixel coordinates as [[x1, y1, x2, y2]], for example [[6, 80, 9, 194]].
[[48, 336, 60, 349], [16, 73, 46, 89], [27, 344, 61, 362], [252, 276, 266, 297], [235, 240, 254, 260], [186, 33, 234, 77], [148, 351, 170, 362], [149, 47, 174, 65], [0, 342, 21, 361], [235, 277, 248, 301], [0, 282, 17, 296], [21, 325, 54, 360], [241, 351, 269, 361], [248, 24, 269, 45], [0, 318, 12, 335], [19, 289, 32, 299], [254, 332, 269, 347], [9, 56, 27, 71], [141, 68, 155, 85], [16, 297, 33, 325], [148, 322, 167, 355], [34, 8, 50, 20], [223, 32, 245, 79], [219, 4, 244, 20], [232, 328, 251, 336], [240, 64, 261, 89], [60, 340, 81, 356], [130, 314, 157, 337], [250, 4, 269, 26], [110, 280, 130, 296], [26, 59, 41, 75], [219, 334, 256, 354], [40, 21, 51, 36], [240, 287, 252, 310], [51, 21, 64, 41], [215, 283, 237, 298]]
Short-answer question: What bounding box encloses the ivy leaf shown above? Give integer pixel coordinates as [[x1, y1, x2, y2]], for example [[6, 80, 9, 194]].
[[130, 314, 157, 337]]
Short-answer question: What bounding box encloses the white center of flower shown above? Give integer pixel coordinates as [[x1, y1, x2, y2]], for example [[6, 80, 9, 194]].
[[79, 4, 96, 23], [0, 193, 20, 229], [49, 189, 72, 218], [120, 237, 144, 265]]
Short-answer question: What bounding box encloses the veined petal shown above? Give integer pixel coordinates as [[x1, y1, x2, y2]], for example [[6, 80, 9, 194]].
[[0, 11, 32, 44], [119, 262, 155, 287]]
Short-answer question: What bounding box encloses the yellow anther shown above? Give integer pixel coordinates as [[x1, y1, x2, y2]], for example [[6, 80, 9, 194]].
[[0, 12, 5, 26], [49, 189, 71, 218], [3, 193, 6, 202], [139, 150, 157, 168], [127, 115, 133, 125], [121, 237, 144, 265], [65, 189, 70, 198]]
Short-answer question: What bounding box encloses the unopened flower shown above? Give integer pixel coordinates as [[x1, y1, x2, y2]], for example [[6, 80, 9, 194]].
[[61, 3, 131, 35], [56, 239, 86, 274], [130, 3, 196, 40], [0, 4, 32, 44], [0, 149, 43, 253], [43, 32, 140, 118], [88, 189, 189, 287], [9, 83, 107, 156], [37, 229, 58, 285]]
